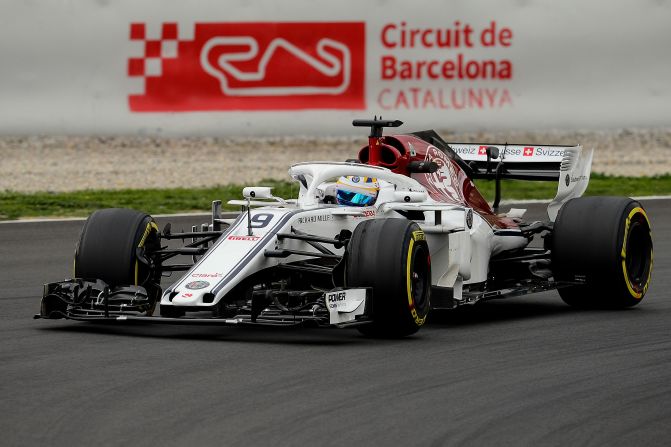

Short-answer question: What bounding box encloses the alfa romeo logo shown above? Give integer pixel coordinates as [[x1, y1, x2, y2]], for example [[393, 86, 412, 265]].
[[466, 209, 474, 229], [185, 280, 210, 290]]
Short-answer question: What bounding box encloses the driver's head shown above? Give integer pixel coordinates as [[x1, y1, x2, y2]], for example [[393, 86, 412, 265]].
[[335, 176, 379, 206]]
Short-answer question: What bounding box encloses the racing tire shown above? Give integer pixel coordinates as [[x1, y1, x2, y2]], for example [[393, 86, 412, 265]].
[[552, 197, 653, 308], [75, 208, 162, 307], [345, 218, 431, 337]]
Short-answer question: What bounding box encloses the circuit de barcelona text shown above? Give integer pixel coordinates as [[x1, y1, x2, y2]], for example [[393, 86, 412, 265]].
[[377, 87, 512, 111]]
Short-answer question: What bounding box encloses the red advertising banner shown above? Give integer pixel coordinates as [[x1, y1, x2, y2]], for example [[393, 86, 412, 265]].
[[128, 22, 366, 111]]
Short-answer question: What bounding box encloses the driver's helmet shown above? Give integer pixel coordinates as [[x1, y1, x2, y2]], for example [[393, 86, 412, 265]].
[[335, 176, 380, 206]]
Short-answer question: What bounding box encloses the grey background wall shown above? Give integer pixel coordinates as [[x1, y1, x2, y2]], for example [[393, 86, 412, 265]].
[[0, 0, 669, 135]]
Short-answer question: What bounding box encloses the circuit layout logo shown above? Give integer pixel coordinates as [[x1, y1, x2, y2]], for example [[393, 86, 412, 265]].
[[128, 22, 365, 111]]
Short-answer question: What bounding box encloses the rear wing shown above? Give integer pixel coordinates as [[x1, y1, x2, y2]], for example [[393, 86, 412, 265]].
[[409, 130, 579, 182], [408, 130, 594, 220], [447, 143, 576, 181], [449, 143, 594, 221]]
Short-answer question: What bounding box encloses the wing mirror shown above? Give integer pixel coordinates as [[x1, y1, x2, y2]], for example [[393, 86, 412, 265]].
[[393, 190, 428, 203], [242, 187, 274, 199], [407, 161, 439, 173]]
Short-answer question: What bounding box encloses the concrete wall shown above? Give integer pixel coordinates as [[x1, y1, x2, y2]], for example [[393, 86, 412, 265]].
[[0, 0, 669, 135]]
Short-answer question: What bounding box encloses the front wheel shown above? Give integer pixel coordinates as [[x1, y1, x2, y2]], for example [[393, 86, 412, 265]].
[[74, 208, 162, 311], [345, 218, 431, 337], [552, 197, 653, 308]]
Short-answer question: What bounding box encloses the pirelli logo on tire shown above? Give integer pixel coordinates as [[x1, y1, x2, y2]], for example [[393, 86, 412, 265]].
[[412, 230, 426, 241], [620, 207, 653, 299], [407, 229, 429, 327]]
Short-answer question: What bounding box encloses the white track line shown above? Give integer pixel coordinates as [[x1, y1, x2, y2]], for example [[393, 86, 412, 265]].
[[500, 195, 671, 205], [2, 195, 669, 225], [0, 212, 209, 225]]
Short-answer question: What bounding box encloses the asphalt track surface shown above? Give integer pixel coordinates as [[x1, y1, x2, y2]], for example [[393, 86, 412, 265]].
[[1, 200, 669, 446]]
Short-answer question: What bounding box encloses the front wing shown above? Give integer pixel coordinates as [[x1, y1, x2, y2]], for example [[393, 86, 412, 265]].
[[35, 278, 373, 328]]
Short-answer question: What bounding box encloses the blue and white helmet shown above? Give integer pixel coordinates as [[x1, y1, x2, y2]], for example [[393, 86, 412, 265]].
[[335, 176, 380, 206]]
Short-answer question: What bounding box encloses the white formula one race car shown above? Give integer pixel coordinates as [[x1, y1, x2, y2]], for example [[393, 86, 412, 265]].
[[37, 119, 654, 337]]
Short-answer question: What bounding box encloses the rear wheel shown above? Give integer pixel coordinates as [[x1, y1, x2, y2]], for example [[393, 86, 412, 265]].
[[552, 197, 653, 308], [345, 218, 431, 337], [75, 208, 162, 310]]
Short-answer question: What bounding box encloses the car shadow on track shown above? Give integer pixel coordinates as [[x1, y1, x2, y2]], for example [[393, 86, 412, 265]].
[[426, 292, 650, 329], [35, 322, 423, 346], [35, 298, 575, 344], [35, 293, 644, 343], [426, 295, 579, 328]]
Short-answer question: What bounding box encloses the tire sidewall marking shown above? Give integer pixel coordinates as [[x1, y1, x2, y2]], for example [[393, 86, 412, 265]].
[[620, 207, 652, 299], [406, 229, 427, 327], [134, 220, 159, 286], [412, 230, 426, 241]]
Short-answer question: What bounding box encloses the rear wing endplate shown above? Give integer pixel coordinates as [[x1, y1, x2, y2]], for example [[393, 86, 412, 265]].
[[447, 143, 593, 221], [547, 146, 594, 221]]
